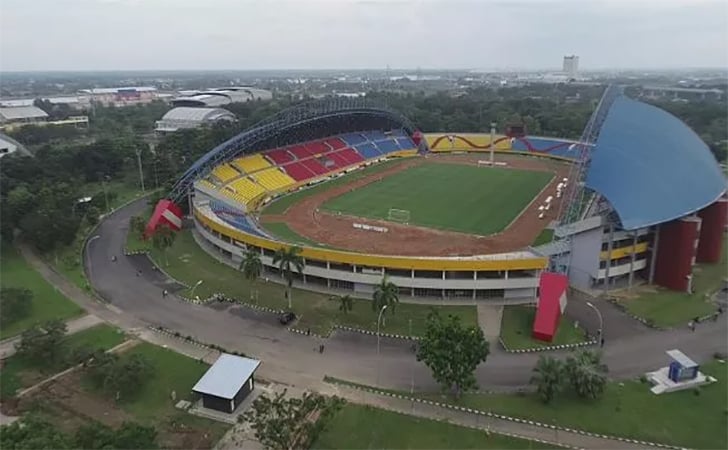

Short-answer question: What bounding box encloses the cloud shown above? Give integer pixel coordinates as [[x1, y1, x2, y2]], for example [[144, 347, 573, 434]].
[[0, 0, 726, 70]]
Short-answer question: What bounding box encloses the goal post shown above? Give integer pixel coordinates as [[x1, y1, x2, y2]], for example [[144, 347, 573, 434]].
[[387, 208, 411, 224]]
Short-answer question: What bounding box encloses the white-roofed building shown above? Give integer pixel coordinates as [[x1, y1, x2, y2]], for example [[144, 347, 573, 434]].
[[0, 106, 49, 126], [78, 86, 159, 106], [0, 96, 90, 110], [192, 353, 261, 413], [155, 107, 236, 133], [171, 87, 272, 107], [0, 133, 19, 158]]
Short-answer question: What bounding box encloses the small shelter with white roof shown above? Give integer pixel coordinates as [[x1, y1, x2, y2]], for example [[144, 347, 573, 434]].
[[192, 353, 261, 413]]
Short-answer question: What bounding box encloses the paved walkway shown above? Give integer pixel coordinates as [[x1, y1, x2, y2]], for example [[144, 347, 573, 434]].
[[477, 303, 503, 341], [0, 314, 103, 359]]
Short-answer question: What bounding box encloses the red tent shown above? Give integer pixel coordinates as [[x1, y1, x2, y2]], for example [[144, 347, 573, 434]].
[[532, 272, 568, 342]]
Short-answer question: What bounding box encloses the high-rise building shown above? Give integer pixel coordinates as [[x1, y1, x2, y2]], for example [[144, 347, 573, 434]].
[[563, 55, 579, 78]]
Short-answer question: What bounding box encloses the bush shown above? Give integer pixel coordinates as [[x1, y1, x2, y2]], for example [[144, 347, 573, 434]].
[[713, 352, 726, 360], [693, 387, 701, 396], [639, 375, 649, 384]]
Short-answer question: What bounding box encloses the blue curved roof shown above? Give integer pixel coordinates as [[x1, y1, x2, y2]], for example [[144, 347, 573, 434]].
[[586, 96, 725, 230]]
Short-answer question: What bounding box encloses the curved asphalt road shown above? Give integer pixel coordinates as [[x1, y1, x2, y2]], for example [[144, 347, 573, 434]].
[[86, 198, 728, 391]]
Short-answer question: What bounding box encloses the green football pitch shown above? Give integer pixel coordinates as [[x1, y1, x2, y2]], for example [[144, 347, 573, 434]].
[[321, 162, 553, 235]]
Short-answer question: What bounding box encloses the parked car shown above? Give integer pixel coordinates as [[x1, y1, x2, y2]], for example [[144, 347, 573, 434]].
[[279, 311, 296, 325]]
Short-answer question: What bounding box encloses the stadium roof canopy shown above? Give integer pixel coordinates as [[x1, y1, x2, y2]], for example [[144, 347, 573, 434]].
[[0, 106, 49, 121], [585, 96, 726, 230]]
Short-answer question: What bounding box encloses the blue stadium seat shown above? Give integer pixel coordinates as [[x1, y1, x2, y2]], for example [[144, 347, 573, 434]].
[[375, 139, 399, 153], [364, 130, 388, 142], [341, 133, 367, 146], [210, 201, 266, 237], [355, 143, 382, 159], [396, 137, 415, 149]]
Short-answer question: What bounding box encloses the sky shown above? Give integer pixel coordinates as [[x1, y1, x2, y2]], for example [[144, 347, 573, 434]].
[[1, 0, 726, 71]]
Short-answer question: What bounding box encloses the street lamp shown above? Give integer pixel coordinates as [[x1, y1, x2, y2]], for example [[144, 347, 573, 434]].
[[190, 280, 203, 298], [585, 301, 604, 345], [376, 304, 388, 387]]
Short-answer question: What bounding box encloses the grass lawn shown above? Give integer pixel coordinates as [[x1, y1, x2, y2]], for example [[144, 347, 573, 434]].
[[500, 305, 587, 350], [618, 235, 727, 328], [0, 246, 83, 340], [150, 230, 476, 336], [532, 228, 554, 246], [0, 324, 126, 399], [262, 158, 410, 215], [125, 227, 152, 252], [321, 162, 552, 235], [314, 403, 560, 449], [329, 360, 727, 449], [262, 222, 328, 247]]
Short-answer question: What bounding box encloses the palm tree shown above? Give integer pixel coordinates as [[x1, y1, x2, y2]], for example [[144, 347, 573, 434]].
[[565, 350, 608, 400], [530, 355, 565, 404], [151, 225, 176, 266], [272, 246, 304, 310], [334, 295, 353, 314], [239, 249, 263, 302], [372, 276, 399, 322], [129, 215, 146, 238]]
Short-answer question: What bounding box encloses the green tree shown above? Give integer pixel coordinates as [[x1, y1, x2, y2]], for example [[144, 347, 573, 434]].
[[565, 349, 608, 400], [372, 276, 399, 316], [151, 225, 176, 266], [73, 421, 116, 449], [531, 355, 566, 404], [272, 246, 304, 310], [333, 294, 353, 314], [416, 310, 490, 398], [240, 249, 263, 302], [129, 215, 146, 237], [243, 389, 343, 450], [0, 415, 73, 449], [85, 352, 152, 401], [14, 319, 68, 367], [112, 422, 159, 449], [0, 287, 33, 326]]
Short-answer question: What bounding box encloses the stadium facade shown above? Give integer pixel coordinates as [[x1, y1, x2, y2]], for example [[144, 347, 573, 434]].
[[153, 92, 726, 302]]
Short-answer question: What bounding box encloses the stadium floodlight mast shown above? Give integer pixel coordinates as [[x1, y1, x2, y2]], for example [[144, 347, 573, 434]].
[[490, 122, 497, 165], [135, 147, 145, 192]]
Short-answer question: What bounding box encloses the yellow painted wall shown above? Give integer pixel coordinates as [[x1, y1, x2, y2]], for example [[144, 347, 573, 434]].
[[600, 242, 649, 260], [195, 207, 547, 272], [425, 133, 513, 151]]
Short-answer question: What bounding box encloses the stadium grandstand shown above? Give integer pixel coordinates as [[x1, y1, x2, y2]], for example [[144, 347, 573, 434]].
[[147, 91, 726, 302], [171, 87, 273, 107], [155, 107, 236, 133]]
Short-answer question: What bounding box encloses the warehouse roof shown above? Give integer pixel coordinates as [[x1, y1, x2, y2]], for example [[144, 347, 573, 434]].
[[0, 106, 49, 121], [192, 354, 260, 399], [160, 107, 235, 123], [585, 96, 726, 230]]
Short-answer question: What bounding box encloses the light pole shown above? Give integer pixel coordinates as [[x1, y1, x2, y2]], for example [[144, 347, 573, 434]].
[[489, 121, 496, 165], [190, 280, 203, 298], [376, 304, 388, 387], [585, 301, 604, 344], [135, 147, 145, 192], [101, 175, 110, 213]]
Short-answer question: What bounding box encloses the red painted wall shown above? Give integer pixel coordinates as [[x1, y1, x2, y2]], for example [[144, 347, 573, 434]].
[[653, 217, 700, 291], [532, 272, 568, 342], [696, 198, 727, 263], [145, 199, 183, 237]]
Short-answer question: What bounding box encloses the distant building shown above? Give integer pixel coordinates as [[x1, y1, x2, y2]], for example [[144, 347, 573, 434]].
[[79, 86, 158, 106], [0, 106, 49, 127], [0, 96, 90, 110], [155, 107, 236, 133], [192, 354, 261, 414], [171, 87, 272, 107], [639, 86, 724, 101], [563, 55, 579, 78]]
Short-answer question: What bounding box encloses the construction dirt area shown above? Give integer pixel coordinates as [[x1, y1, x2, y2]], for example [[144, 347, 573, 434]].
[[10, 370, 221, 449], [262, 153, 571, 257]]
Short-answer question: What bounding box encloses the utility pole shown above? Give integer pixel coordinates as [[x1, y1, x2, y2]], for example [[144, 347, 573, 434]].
[[135, 147, 145, 192], [490, 122, 496, 166], [101, 175, 110, 213]]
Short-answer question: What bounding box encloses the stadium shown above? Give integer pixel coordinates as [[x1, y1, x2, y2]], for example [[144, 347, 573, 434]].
[[148, 87, 727, 307]]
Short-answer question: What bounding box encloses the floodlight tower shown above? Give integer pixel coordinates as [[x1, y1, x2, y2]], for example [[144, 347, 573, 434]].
[[489, 122, 496, 165]]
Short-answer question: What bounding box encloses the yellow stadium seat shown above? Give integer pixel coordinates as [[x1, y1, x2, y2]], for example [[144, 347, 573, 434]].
[[212, 164, 240, 182], [252, 168, 295, 191], [232, 154, 271, 174], [228, 177, 266, 202]]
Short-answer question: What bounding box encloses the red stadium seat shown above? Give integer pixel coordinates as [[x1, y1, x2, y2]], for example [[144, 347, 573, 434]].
[[267, 148, 294, 164], [282, 162, 315, 181], [289, 145, 313, 159]]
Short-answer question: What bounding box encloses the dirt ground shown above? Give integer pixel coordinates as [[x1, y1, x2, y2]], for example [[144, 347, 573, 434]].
[[262, 153, 571, 256], [15, 370, 220, 449]]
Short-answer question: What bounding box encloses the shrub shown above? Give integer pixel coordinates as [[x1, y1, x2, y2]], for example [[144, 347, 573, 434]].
[[713, 351, 726, 360]]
